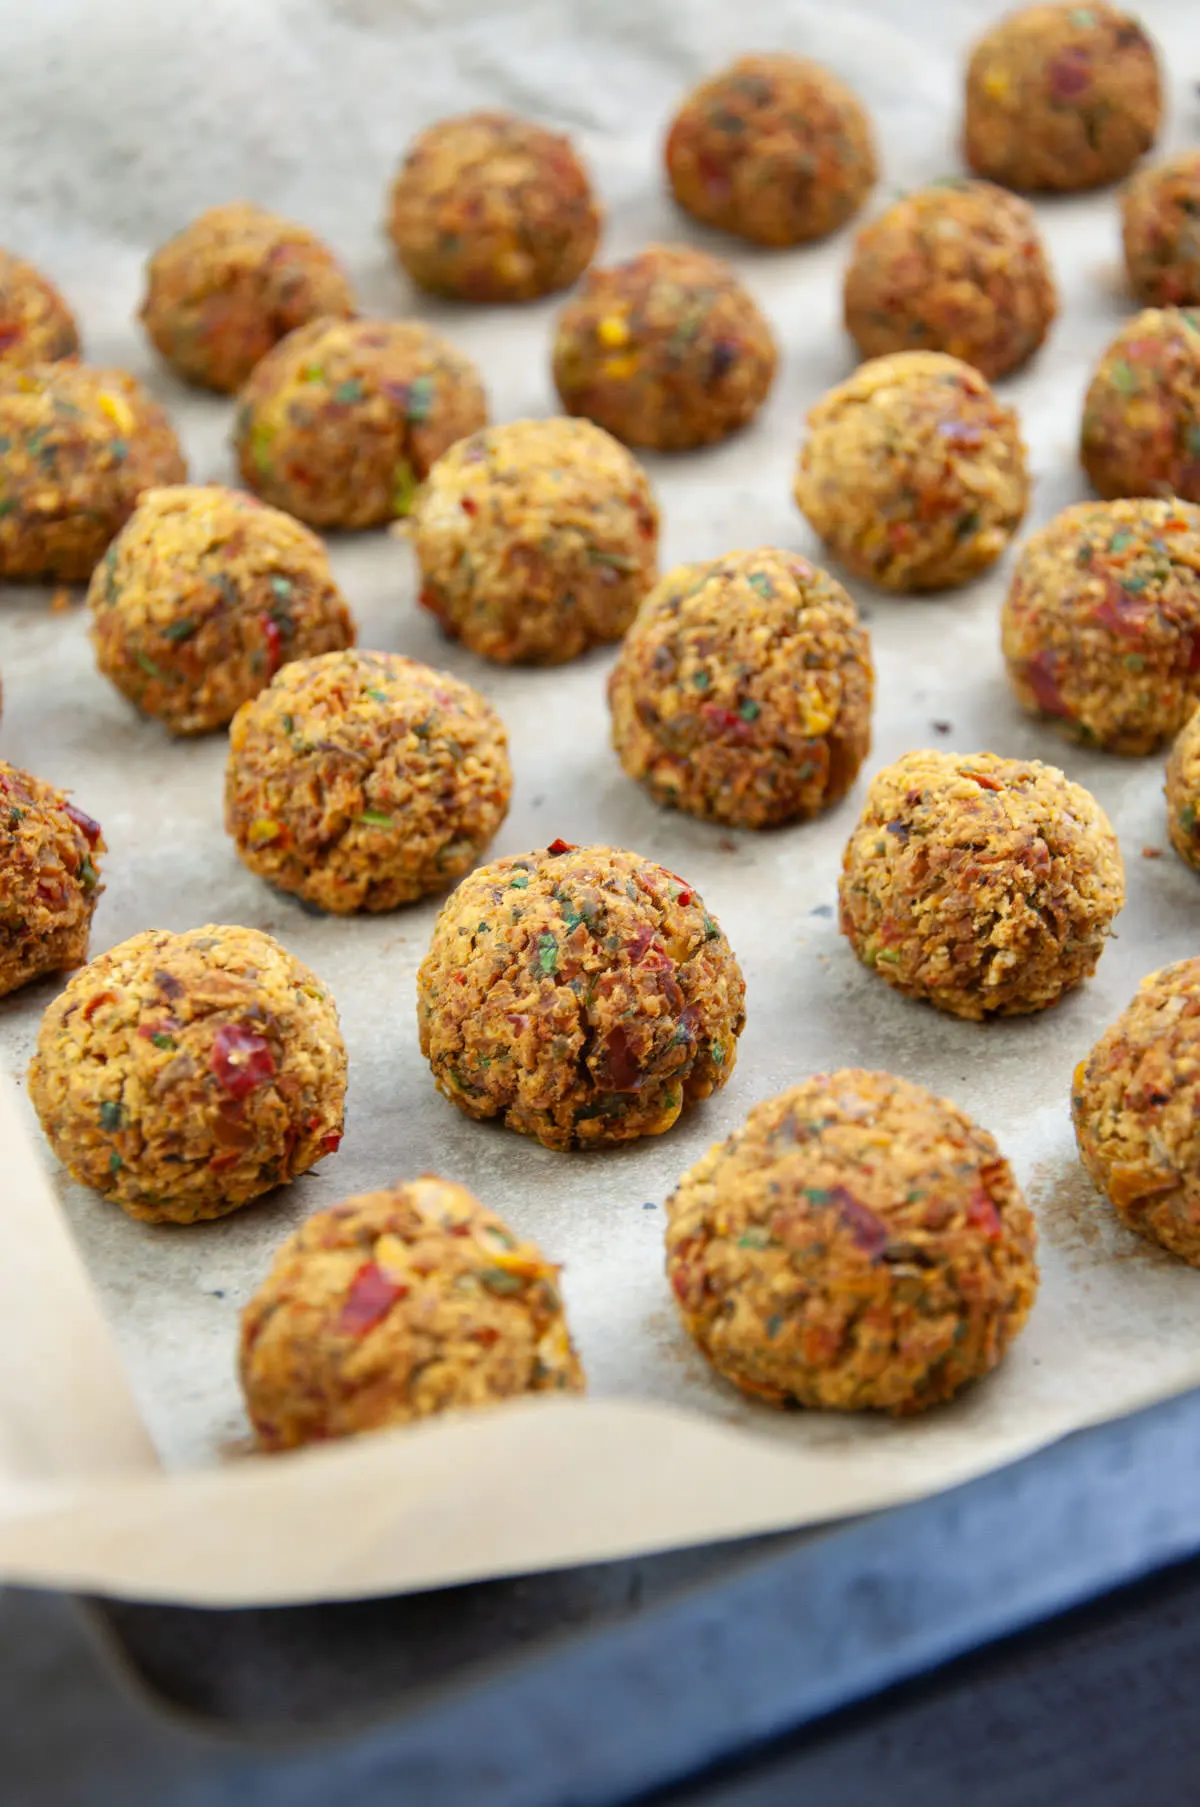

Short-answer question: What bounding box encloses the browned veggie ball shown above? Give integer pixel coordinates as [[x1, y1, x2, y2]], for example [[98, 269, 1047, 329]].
[[608, 548, 873, 829], [240, 1175, 584, 1450], [843, 179, 1057, 380], [1001, 497, 1200, 754], [963, 3, 1162, 193], [417, 841, 746, 1151], [666, 1070, 1038, 1414], [551, 243, 776, 451], [1122, 152, 1200, 307], [0, 249, 79, 367], [1080, 308, 1200, 503], [1166, 705, 1200, 869], [87, 485, 356, 736], [0, 762, 103, 997], [140, 202, 356, 395], [27, 923, 346, 1226], [664, 53, 876, 247], [793, 352, 1028, 593], [1073, 958, 1200, 1265], [234, 317, 488, 530], [387, 111, 601, 303], [0, 363, 186, 582], [412, 417, 658, 665], [839, 750, 1124, 1021], [226, 649, 511, 913]]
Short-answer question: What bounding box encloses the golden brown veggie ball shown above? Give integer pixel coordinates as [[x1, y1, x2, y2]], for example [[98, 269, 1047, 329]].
[[240, 1175, 584, 1450], [839, 750, 1124, 1021], [28, 924, 346, 1225], [1001, 497, 1200, 754], [412, 417, 658, 666], [551, 243, 776, 451], [843, 179, 1057, 380], [1122, 153, 1200, 308], [387, 111, 601, 303], [664, 53, 876, 247], [0, 762, 103, 997], [666, 1070, 1038, 1414], [1073, 958, 1200, 1266], [608, 548, 873, 829], [0, 249, 79, 367], [963, 3, 1161, 193], [226, 649, 511, 913], [87, 485, 356, 736], [140, 202, 356, 395], [0, 363, 185, 582], [1166, 706, 1200, 870], [234, 317, 488, 530], [1080, 309, 1200, 503], [417, 841, 746, 1151], [793, 352, 1028, 593]]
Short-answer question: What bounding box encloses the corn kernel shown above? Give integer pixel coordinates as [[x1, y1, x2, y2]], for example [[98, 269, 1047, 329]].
[[97, 389, 135, 435], [602, 352, 638, 380], [597, 313, 630, 348]]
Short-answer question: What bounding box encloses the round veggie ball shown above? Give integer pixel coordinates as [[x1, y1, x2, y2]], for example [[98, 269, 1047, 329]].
[[551, 243, 777, 452], [1073, 957, 1200, 1264], [843, 179, 1057, 381], [412, 417, 658, 665], [226, 649, 511, 913], [87, 485, 356, 736], [140, 202, 355, 396], [0, 363, 185, 582], [0, 762, 103, 997], [417, 841, 746, 1151], [27, 924, 346, 1225], [1122, 152, 1200, 308], [387, 111, 601, 304], [664, 53, 876, 248], [240, 1175, 584, 1450], [666, 1071, 1038, 1414], [234, 317, 488, 530], [963, 3, 1162, 194], [608, 548, 873, 829], [1166, 706, 1200, 869], [1080, 308, 1200, 504], [793, 352, 1028, 593], [1001, 497, 1200, 754], [839, 750, 1124, 1021], [0, 248, 79, 367]]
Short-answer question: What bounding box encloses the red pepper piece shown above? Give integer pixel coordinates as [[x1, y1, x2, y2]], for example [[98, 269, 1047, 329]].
[[261, 615, 283, 675], [1048, 45, 1091, 100], [966, 1188, 1002, 1237], [319, 1130, 342, 1156], [599, 1024, 641, 1091], [210, 1023, 276, 1099], [963, 770, 1003, 791], [339, 1262, 407, 1336], [460, 495, 478, 515], [83, 989, 118, 1021], [63, 801, 102, 845], [700, 702, 754, 742], [1023, 651, 1070, 718], [675, 888, 692, 907], [1093, 577, 1145, 638], [546, 837, 575, 855], [831, 1187, 889, 1259]]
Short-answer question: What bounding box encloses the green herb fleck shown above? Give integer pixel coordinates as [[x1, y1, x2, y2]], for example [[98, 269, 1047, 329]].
[[358, 809, 394, 827], [803, 1187, 833, 1205], [271, 575, 294, 602], [335, 378, 365, 404], [954, 510, 981, 542], [537, 932, 559, 976], [739, 699, 761, 722], [747, 573, 773, 598], [162, 617, 197, 643], [151, 1032, 175, 1051], [765, 1314, 784, 1340], [692, 670, 711, 689], [281, 713, 294, 734], [703, 915, 721, 941], [406, 375, 435, 423], [1109, 529, 1134, 553], [136, 652, 169, 682], [0, 497, 15, 519], [367, 687, 389, 704], [301, 363, 326, 383], [109, 1151, 123, 1176], [587, 548, 637, 572], [510, 872, 530, 889], [709, 1041, 725, 1064], [1110, 359, 1138, 394], [99, 1100, 122, 1131], [1181, 803, 1198, 833], [738, 1227, 773, 1249], [79, 856, 98, 892], [392, 457, 419, 516], [479, 1268, 526, 1296]]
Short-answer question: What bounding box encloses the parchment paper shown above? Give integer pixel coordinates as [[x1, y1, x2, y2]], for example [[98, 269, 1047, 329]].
[[0, 0, 1199, 1606]]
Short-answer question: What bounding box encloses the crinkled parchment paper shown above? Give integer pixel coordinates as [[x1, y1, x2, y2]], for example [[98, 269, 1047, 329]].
[[0, 0, 1199, 1606]]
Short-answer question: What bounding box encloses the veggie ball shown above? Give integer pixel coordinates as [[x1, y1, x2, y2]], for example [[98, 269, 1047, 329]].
[[839, 750, 1124, 1021], [551, 243, 776, 451], [226, 649, 511, 913], [1122, 153, 1200, 308], [240, 1175, 584, 1451], [0, 761, 103, 997], [1166, 706, 1200, 869], [666, 1071, 1038, 1414], [27, 924, 346, 1225], [234, 317, 487, 530], [1001, 497, 1200, 754], [1073, 958, 1200, 1265], [417, 841, 746, 1151], [88, 485, 356, 736], [387, 111, 601, 303], [664, 53, 876, 247], [412, 417, 658, 665], [793, 352, 1028, 593], [0, 363, 185, 582], [963, 2, 1162, 194], [607, 547, 873, 829], [140, 202, 355, 395], [843, 179, 1057, 381], [0, 248, 79, 367], [1080, 308, 1200, 503]]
